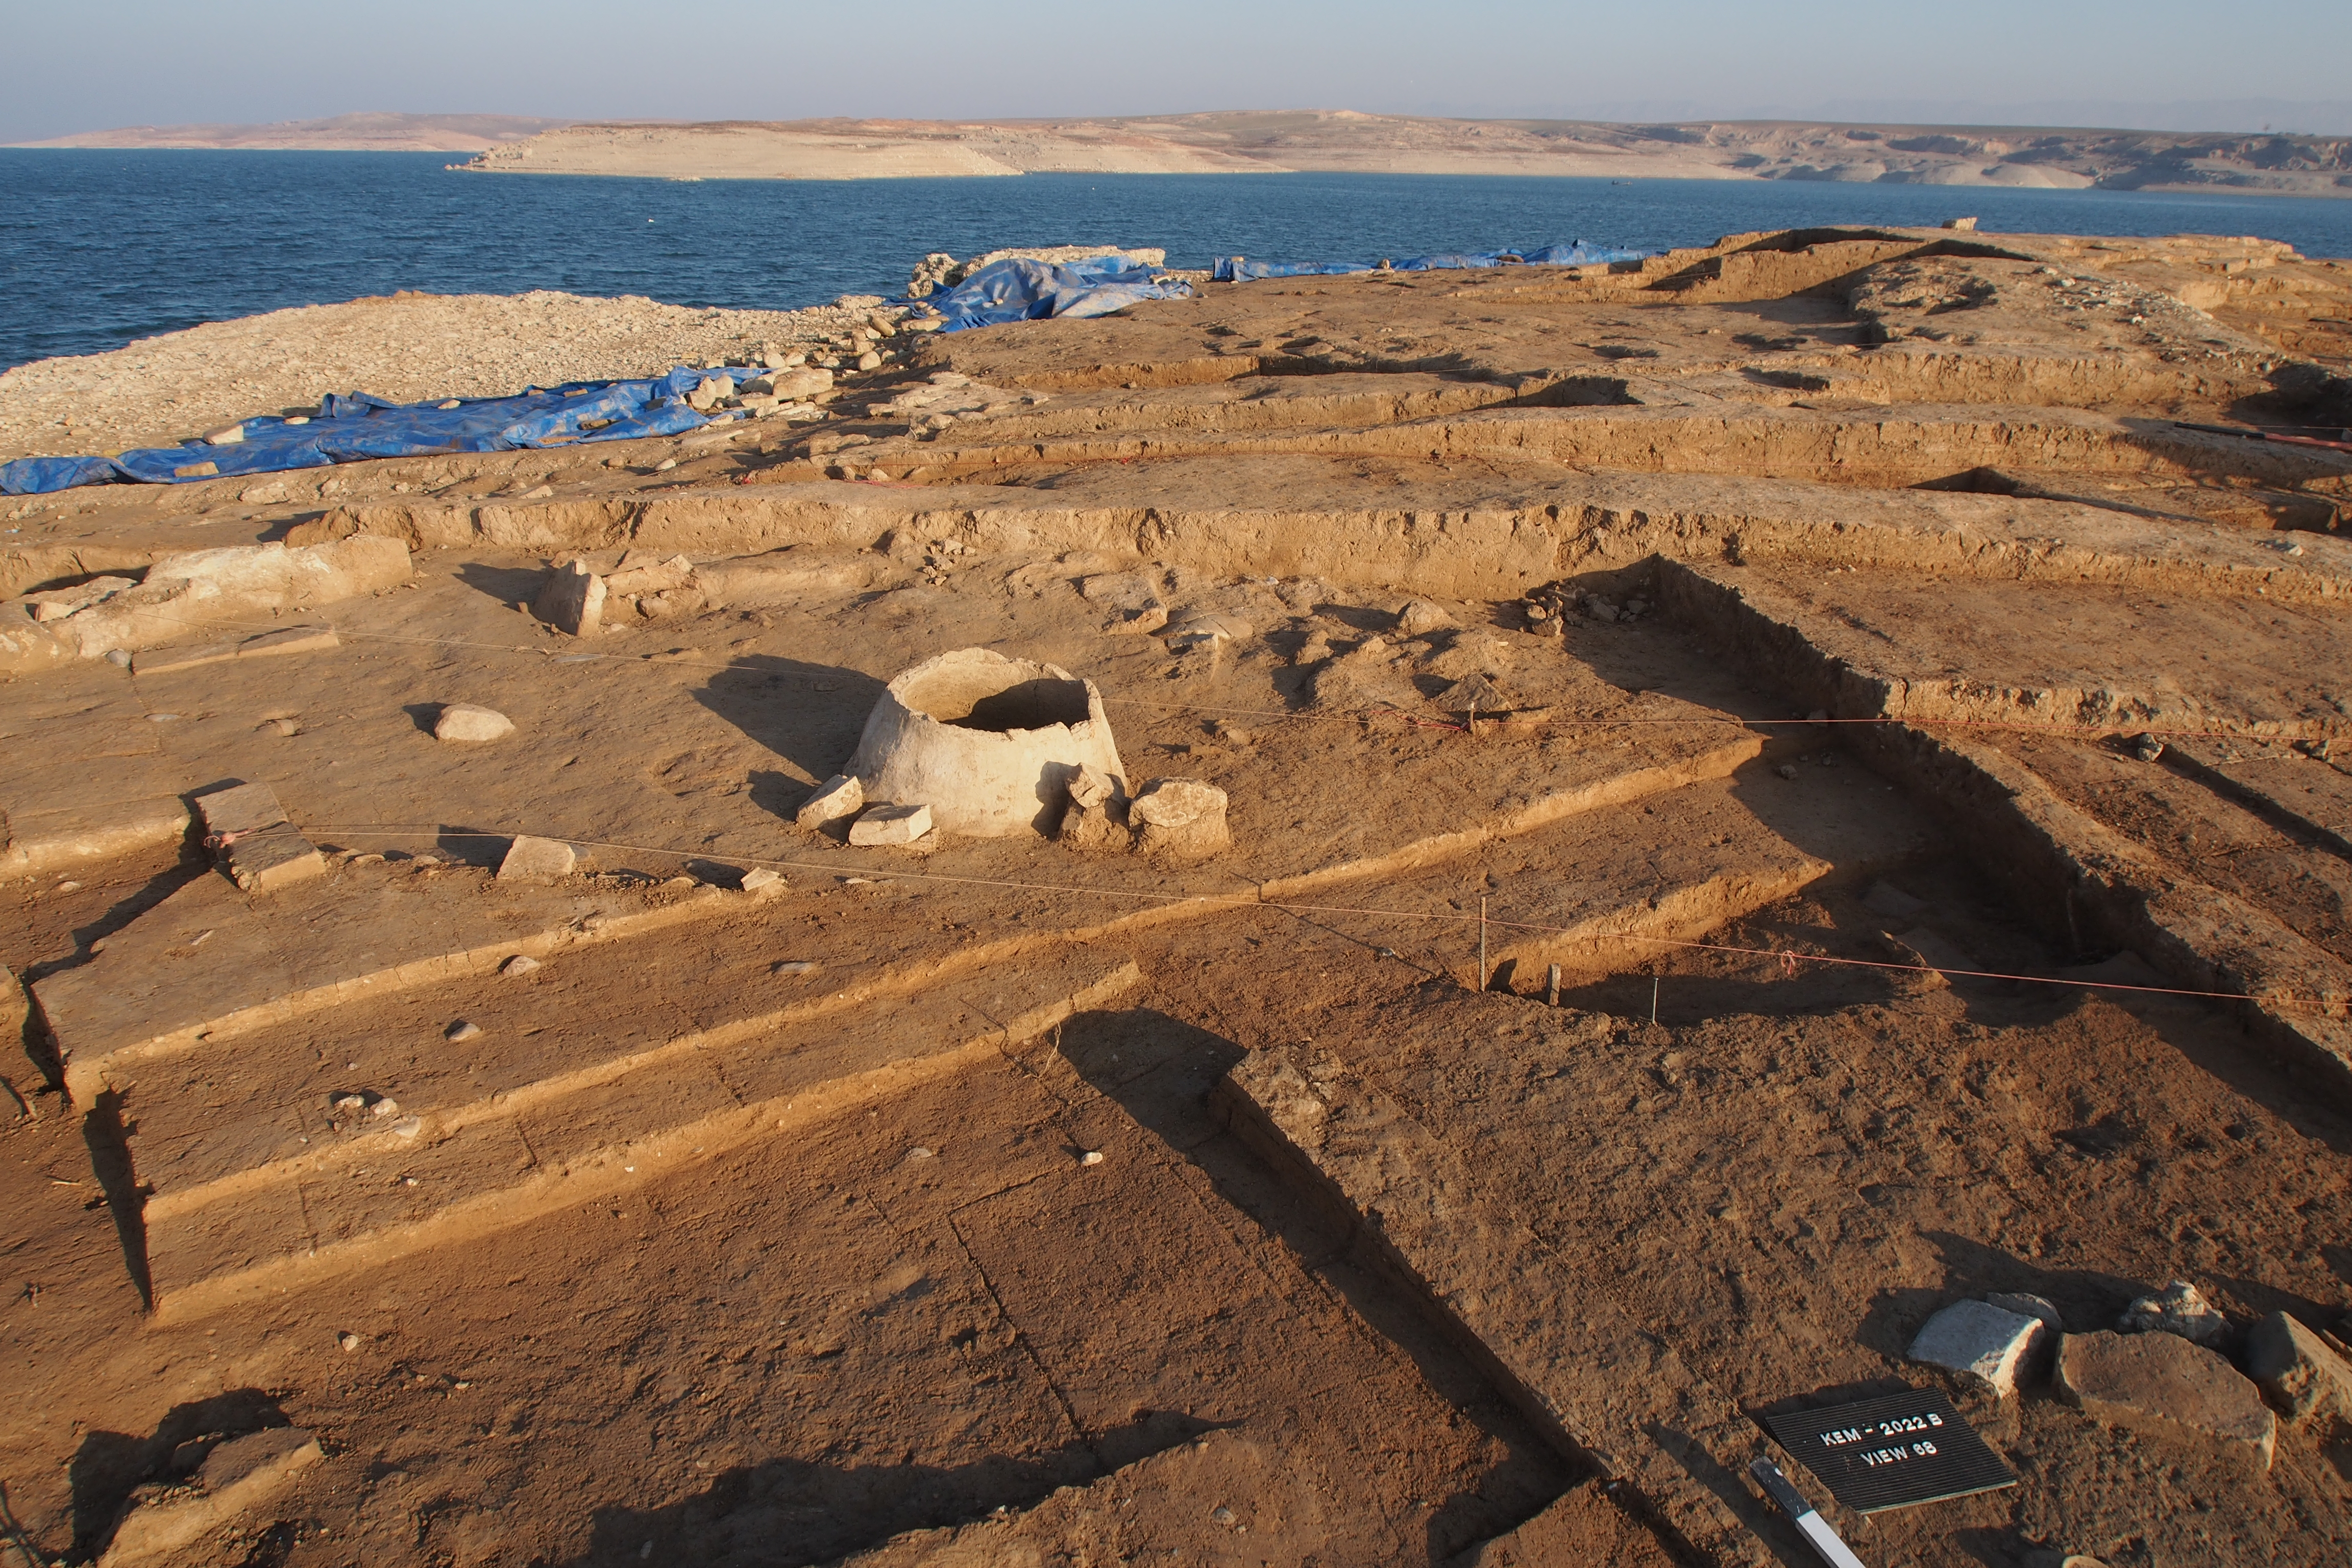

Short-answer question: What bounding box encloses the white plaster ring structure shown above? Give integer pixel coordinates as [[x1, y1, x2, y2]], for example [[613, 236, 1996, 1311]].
[[844, 648, 1125, 837]]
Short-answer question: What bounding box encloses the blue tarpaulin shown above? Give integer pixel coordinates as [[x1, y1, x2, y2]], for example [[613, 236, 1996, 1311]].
[[1, 365, 730, 497], [924, 256, 1193, 333], [1213, 240, 1648, 282]]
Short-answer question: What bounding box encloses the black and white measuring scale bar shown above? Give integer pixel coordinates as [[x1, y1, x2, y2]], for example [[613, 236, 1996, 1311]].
[[1749, 1458, 1867, 1568]]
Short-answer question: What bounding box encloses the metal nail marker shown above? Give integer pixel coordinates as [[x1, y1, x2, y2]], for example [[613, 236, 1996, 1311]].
[[1749, 1458, 1867, 1568]]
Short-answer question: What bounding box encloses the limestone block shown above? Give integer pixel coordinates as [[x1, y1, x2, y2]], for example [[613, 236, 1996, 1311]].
[[289, 534, 413, 599], [193, 782, 289, 839], [99, 1427, 320, 1567], [742, 866, 786, 897], [2245, 1311, 2352, 1429], [434, 703, 515, 743], [0, 606, 74, 674], [845, 647, 1125, 838], [2118, 1279, 2228, 1346], [191, 780, 325, 894], [849, 802, 933, 846], [532, 559, 605, 636], [796, 773, 864, 828], [1130, 777, 1230, 861], [1909, 1299, 2047, 1396], [498, 836, 576, 881], [2057, 1329, 2275, 1469], [695, 552, 875, 608]]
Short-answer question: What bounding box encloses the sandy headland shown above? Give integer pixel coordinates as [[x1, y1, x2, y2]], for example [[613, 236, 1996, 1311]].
[[447, 110, 2352, 195], [19, 108, 2350, 195], [11, 111, 571, 153]]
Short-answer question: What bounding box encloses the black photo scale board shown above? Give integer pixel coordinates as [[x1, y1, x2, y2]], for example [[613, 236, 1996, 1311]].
[[1763, 1388, 2017, 1514]]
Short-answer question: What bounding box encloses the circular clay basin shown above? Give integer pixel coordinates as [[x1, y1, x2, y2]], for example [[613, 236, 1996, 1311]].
[[844, 647, 1125, 837]]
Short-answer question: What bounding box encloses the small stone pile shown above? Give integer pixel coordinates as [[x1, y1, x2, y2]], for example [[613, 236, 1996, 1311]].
[[903, 244, 1169, 298], [1518, 579, 1650, 632], [1907, 1277, 2352, 1475], [1059, 769, 1230, 861]]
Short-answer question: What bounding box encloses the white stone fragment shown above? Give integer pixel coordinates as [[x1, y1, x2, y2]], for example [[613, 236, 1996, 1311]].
[[434, 703, 514, 743], [531, 559, 605, 636], [497, 835, 575, 882], [2119, 1279, 2228, 1346], [741, 866, 786, 896], [849, 802, 934, 846], [796, 773, 864, 828], [1909, 1299, 2048, 1397]]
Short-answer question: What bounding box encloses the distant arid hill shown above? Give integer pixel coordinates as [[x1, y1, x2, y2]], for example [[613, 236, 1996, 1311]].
[[11, 112, 572, 153], [17, 108, 2351, 194], [447, 110, 2352, 196]]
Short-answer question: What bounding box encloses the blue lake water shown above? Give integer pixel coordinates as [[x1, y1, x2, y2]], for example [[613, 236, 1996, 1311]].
[[5, 150, 2351, 374]]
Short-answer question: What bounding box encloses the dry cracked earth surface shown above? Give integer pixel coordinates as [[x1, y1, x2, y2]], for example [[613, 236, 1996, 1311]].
[[5, 224, 2352, 1567]]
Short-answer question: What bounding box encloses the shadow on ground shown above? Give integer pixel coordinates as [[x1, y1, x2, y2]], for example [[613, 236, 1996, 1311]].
[[1054, 1004, 1578, 1563], [694, 656, 887, 799], [70, 1389, 292, 1558], [562, 1418, 1191, 1568]]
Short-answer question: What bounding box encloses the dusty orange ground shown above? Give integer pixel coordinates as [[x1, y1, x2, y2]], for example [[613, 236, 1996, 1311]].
[[5, 224, 2352, 1567]]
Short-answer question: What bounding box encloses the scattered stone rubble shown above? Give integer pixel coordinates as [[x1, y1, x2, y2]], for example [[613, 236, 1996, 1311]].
[[1, 536, 411, 672], [2117, 1279, 2231, 1347], [904, 244, 1168, 297]]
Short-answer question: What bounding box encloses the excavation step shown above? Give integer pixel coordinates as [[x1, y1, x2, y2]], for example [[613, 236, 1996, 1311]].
[[1658, 556, 2352, 743], [1328, 773, 1832, 987], [145, 945, 1142, 1319], [34, 859, 734, 1103]]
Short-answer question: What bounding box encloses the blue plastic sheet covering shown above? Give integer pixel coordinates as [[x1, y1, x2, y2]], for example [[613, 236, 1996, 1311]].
[[1212, 240, 1648, 282], [924, 256, 1193, 333], [0, 366, 730, 497]]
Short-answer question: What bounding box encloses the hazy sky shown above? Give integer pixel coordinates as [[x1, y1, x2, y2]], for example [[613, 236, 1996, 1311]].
[[4, 0, 2349, 141]]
